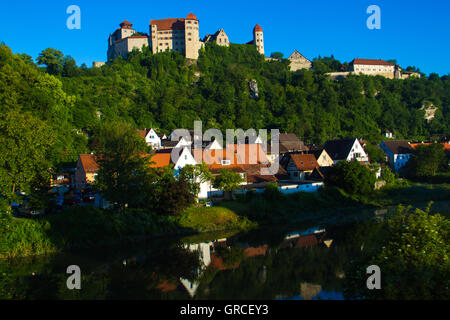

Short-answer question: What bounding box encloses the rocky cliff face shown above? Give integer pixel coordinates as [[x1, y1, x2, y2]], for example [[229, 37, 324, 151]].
[[420, 101, 438, 122], [249, 79, 259, 99]]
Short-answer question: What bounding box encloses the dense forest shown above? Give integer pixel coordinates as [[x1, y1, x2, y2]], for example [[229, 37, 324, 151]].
[[1, 42, 449, 170]]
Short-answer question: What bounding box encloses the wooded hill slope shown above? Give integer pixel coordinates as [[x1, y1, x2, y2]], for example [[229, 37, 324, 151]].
[[1, 43, 449, 167]]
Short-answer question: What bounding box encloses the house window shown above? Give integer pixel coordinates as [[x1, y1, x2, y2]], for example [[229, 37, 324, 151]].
[[221, 160, 231, 166]]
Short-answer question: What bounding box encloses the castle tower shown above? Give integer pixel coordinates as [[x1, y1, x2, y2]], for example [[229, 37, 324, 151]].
[[108, 20, 137, 61], [253, 24, 264, 56], [185, 12, 200, 59]]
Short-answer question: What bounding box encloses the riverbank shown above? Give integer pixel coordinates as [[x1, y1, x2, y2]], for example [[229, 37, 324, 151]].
[[1, 182, 449, 259], [0, 206, 255, 259]]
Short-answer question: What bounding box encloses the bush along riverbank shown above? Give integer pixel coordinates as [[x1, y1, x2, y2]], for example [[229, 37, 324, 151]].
[[217, 182, 450, 226], [2, 182, 450, 259], [0, 206, 255, 259]]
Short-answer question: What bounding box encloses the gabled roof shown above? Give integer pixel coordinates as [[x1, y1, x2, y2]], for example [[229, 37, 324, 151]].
[[79, 154, 99, 173], [351, 59, 393, 66], [278, 133, 300, 143], [382, 140, 413, 154], [137, 130, 147, 139], [323, 138, 358, 161], [288, 50, 311, 62], [289, 154, 319, 171], [307, 147, 326, 159]]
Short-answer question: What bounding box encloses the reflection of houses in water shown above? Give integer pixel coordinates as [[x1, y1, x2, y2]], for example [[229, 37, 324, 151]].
[[280, 228, 330, 249], [179, 240, 269, 297], [180, 242, 214, 297]]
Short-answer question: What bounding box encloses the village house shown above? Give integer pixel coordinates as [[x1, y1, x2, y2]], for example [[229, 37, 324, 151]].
[[307, 147, 334, 168], [323, 138, 369, 164], [150, 147, 197, 171], [282, 153, 322, 181], [379, 140, 414, 172], [138, 128, 162, 149], [75, 154, 100, 190]]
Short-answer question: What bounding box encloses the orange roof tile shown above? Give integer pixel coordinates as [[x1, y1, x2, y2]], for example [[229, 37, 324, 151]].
[[149, 153, 172, 168], [352, 59, 393, 66], [200, 144, 269, 169], [290, 154, 319, 171], [79, 154, 99, 173], [254, 24, 263, 33], [150, 18, 185, 30], [410, 142, 450, 151], [186, 12, 198, 20], [137, 129, 147, 139], [244, 245, 268, 258], [156, 280, 177, 292]]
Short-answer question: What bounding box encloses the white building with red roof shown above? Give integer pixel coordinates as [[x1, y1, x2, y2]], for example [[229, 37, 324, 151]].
[[350, 59, 396, 78]]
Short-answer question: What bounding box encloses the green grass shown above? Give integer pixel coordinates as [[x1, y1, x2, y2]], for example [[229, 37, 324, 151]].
[[177, 206, 257, 233], [0, 205, 256, 259]]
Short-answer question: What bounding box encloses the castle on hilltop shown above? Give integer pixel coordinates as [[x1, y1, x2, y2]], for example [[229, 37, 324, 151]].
[[107, 12, 265, 61]]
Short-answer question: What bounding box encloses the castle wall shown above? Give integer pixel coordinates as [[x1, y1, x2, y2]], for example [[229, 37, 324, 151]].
[[290, 59, 312, 72], [127, 37, 150, 52]]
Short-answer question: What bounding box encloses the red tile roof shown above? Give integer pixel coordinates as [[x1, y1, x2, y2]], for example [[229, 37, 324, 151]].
[[149, 152, 172, 168], [156, 280, 177, 292], [294, 234, 320, 248], [79, 154, 99, 173], [200, 144, 269, 170], [290, 154, 319, 171], [410, 142, 450, 151], [120, 20, 133, 29], [137, 130, 147, 139], [351, 59, 393, 66], [254, 24, 263, 33], [244, 245, 268, 257], [150, 18, 185, 30], [186, 12, 198, 20]]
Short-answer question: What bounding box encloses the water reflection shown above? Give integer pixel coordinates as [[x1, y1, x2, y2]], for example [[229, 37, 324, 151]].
[[1, 223, 373, 300]]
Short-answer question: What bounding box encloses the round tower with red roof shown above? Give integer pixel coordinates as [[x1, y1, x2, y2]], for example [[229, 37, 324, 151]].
[[185, 12, 201, 60], [253, 24, 264, 56]]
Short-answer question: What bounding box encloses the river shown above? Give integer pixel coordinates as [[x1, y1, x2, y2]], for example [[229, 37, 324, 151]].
[[0, 203, 447, 300]]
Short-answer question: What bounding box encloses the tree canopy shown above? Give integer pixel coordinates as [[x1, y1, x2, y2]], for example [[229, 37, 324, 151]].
[[326, 161, 376, 195]]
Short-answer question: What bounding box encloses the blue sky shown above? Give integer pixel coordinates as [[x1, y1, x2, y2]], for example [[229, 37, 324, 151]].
[[1, 0, 449, 75]]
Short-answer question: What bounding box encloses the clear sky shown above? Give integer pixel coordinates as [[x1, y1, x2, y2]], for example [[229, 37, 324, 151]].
[[1, 0, 449, 75]]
